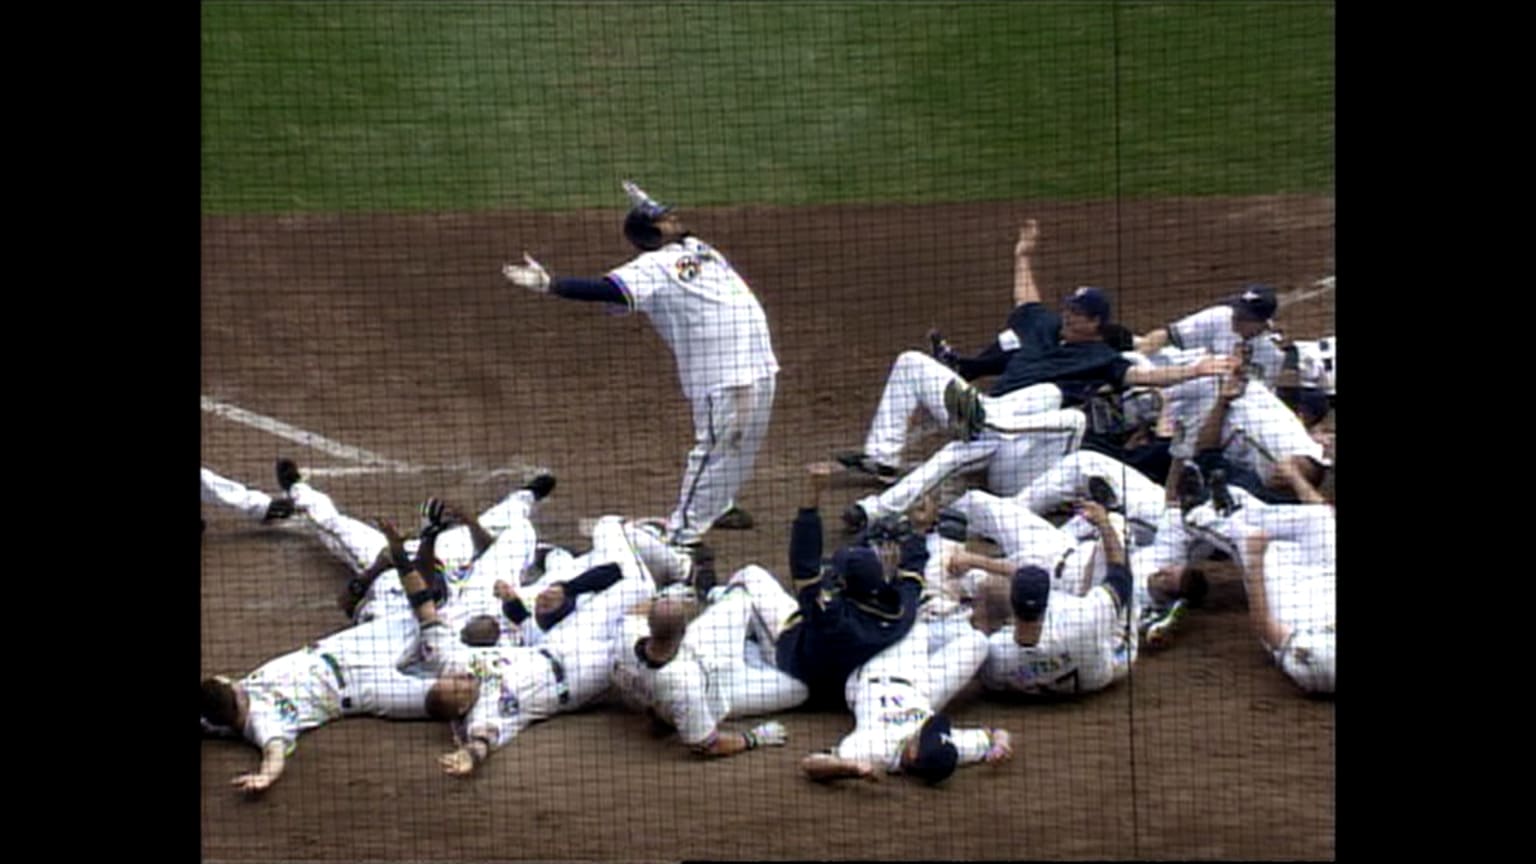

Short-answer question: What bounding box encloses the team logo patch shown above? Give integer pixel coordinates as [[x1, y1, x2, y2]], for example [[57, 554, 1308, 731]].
[[499, 686, 521, 717], [675, 256, 700, 282], [275, 697, 299, 724]]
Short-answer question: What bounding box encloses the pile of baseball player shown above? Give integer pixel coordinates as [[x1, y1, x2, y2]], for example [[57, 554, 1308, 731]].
[[201, 183, 1336, 793]]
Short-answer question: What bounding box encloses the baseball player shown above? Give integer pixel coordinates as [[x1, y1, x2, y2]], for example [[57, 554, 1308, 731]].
[[798, 615, 1010, 785], [200, 610, 476, 794], [944, 488, 1132, 600], [774, 464, 929, 708], [1015, 448, 1172, 548], [1237, 525, 1335, 694], [945, 501, 1138, 697], [385, 517, 654, 776], [1133, 284, 1288, 387], [1186, 372, 1331, 503], [502, 180, 778, 547], [609, 564, 808, 757], [838, 221, 1237, 529]]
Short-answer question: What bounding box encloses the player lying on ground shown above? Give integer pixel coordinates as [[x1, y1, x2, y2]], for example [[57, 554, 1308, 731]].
[[502, 180, 775, 547], [199, 460, 555, 627], [1238, 526, 1335, 695], [200, 609, 476, 795], [609, 564, 808, 758], [387, 515, 655, 775], [772, 463, 930, 709], [798, 615, 1007, 786], [836, 220, 1237, 531], [943, 501, 1138, 697]]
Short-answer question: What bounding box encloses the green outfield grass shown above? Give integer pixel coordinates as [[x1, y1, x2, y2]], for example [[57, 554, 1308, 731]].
[[201, 1, 1333, 213]]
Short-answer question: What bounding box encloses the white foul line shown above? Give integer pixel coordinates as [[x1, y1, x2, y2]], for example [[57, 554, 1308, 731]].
[[201, 396, 417, 469], [1279, 276, 1335, 309], [201, 396, 549, 481]]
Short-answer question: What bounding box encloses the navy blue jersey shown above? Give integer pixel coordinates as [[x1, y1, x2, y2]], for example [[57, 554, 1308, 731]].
[[775, 508, 924, 707], [988, 303, 1133, 404]]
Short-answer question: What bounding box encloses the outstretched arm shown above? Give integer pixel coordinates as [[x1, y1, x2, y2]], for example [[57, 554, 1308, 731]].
[[801, 753, 881, 783], [1123, 354, 1239, 389], [502, 254, 627, 304], [231, 740, 287, 794], [1012, 220, 1041, 307], [694, 722, 790, 759]]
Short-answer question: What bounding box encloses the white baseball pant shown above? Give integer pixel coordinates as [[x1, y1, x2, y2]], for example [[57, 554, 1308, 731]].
[[1017, 450, 1169, 546], [686, 564, 809, 717], [669, 373, 776, 546]]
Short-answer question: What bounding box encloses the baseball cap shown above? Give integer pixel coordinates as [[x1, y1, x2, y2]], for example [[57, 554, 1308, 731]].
[[1010, 565, 1052, 622], [831, 545, 886, 600], [905, 713, 959, 785], [1231, 283, 1278, 322], [1064, 285, 1112, 322]]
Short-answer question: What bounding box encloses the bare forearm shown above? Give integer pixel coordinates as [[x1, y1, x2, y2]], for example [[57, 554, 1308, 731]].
[[801, 754, 877, 782], [953, 550, 1017, 578], [1241, 542, 1290, 649], [1195, 395, 1233, 452], [1135, 329, 1171, 355]]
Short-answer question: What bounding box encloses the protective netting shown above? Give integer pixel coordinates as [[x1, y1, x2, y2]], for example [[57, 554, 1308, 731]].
[[201, 3, 1334, 860]]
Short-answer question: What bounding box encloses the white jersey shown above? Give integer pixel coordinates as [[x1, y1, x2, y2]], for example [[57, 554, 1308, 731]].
[[415, 622, 569, 750], [610, 614, 725, 746], [979, 586, 1132, 695], [1223, 380, 1330, 483], [238, 616, 434, 753], [608, 236, 779, 399], [1166, 305, 1285, 387], [1289, 337, 1336, 395]]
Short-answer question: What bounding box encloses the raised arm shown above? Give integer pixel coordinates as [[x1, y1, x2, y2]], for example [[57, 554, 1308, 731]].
[[789, 465, 833, 586], [1012, 220, 1041, 307], [1076, 502, 1132, 609], [1194, 372, 1246, 452], [502, 254, 628, 304]]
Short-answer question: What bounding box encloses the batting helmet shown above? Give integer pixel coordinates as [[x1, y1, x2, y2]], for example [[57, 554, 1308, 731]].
[[621, 179, 675, 251]]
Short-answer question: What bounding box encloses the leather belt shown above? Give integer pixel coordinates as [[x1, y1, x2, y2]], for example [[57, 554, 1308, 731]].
[[539, 648, 571, 705]]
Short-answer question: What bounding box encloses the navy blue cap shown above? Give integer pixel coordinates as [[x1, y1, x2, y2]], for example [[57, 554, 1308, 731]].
[[1231, 283, 1278, 322], [1064, 285, 1112, 322], [1010, 565, 1052, 621], [832, 545, 886, 599], [906, 713, 959, 784]]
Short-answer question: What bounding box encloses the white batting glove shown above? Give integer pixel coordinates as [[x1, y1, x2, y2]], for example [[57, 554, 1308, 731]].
[[744, 721, 788, 749], [502, 252, 551, 293]]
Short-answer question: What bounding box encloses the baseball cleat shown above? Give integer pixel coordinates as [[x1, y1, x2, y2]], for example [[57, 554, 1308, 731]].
[[262, 497, 296, 522], [713, 506, 755, 531], [1175, 463, 1209, 513], [1143, 599, 1189, 649], [1208, 469, 1239, 518], [1086, 476, 1121, 511], [835, 452, 899, 484], [274, 458, 302, 492], [523, 474, 557, 502], [686, 543, 718, 598], [841, 503, 870, 536]]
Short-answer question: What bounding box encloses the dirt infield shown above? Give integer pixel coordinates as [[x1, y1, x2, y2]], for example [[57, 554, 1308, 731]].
[[201, 197, 1335, 861]]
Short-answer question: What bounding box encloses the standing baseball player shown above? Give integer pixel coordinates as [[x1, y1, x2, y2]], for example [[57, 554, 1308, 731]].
[[502, 180, 778, 547]]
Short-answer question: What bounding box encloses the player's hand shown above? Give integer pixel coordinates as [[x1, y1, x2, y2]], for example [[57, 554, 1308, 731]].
[[928, 329, 960, 369], [502, 253, 551, 294], [745, 721, 789, 749], [440, 749, 476, 777], [805, 461, 836, 505], [984, 728, 1014, 765], [1074, 500, 1111, 529], [1014, 219, 1039, 258], [232, 772, 275, 794], [375, 518, 407, 557], [1198, 354, 1242, 380]]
